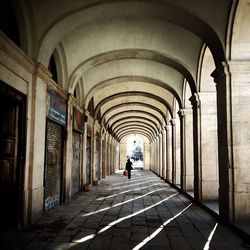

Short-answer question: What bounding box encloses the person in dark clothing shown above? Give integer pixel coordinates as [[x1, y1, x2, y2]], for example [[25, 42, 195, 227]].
[[125, 158, 133, 179]]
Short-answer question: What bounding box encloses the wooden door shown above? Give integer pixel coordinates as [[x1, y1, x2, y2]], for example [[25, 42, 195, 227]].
[[0, 94, 21, 229]]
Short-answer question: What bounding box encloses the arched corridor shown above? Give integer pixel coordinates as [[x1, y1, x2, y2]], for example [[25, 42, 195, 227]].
[[1, 0, 250, 248]]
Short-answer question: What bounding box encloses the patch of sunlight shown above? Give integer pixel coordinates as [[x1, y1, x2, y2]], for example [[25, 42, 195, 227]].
[[203, 223, 218, 250], [72, 192, 178, 245], [111, 176, 158, 186], [132, 203, 193, 250], [107, 179, 164, 191], [96, 182, 163, 201], [82, 187, 165, 217]]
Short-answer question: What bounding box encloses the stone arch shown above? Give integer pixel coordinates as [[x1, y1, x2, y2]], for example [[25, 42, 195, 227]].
[[230, 0, 250, 60], [68, 49, 197, 95], [37, 1, 225, 68]]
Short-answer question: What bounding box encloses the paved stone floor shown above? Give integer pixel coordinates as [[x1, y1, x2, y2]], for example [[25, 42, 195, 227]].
[[0, 170, 248, 250]]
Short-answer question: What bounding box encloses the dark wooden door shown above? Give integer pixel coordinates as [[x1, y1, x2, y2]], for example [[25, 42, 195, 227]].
[[0, 94, 20, 229]]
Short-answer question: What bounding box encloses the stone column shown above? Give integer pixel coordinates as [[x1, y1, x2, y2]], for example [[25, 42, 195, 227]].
[[170, 119, 176, 184], [166, 124, 172, 182], [162, 128, 167, 179], [144, 142, 151, 170], [92, 121, 97, 182], [190, 94, 202, 201], [199, 92, 219, 200], [156, 136, 160, 175], [159, 133, 163, 178], [182, 108, 194, 191], [99, 127, 104, 180], [102, 132, 107, 178], [175, 118, 181, 186], [106, 133, 110, 175], [64, 95, 73, 201], [211, 63, 234, 222], [228, 61, 250, 221], [212, 61, 250, 222], [150, 141, 155, 172], [119, 141, 127, 170], [26, 64, 48, 223], [178, 109, 185, 190], [82, 111, 88, 184], [153, 138, 157, 174]]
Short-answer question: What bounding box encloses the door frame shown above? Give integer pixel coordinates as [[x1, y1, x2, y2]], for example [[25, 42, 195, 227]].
[[0, 81, 26, 228]]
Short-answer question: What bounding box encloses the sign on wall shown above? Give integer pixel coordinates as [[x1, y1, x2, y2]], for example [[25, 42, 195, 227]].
[[73, 108, 84, 133], [47, 91, 66, 126]]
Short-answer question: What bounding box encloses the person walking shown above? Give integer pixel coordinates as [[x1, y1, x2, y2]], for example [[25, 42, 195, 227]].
[[125, 158, 133, 179]]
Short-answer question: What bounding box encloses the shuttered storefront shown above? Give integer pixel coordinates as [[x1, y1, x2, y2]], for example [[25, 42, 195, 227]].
[[44, 91, 66, 211], [71, 131, 80, 195], [44, 120, 63, 211]]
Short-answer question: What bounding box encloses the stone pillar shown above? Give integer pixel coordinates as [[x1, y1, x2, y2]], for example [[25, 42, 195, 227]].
[[92, 121, 97, 182], [82, 111, 88, 184], [175, 118, 181, 186], [102, 132, 107, 178], [170, 119, 176, 184], [144, 142, 151, 170], [156, 136, 160, 175], [190, 94, 202, 201], [181, 108, 194, 191], [212, 61, 250, 222], [151, 139, 156, 173], [229, 61, 250, 221], [119, 141, 127, 170], [166, 124, 172, 182], [99, 127, 104, 180], [178, 109, 185, 190], [211, 63, 234, 222], [150, 141, 154, 172], [64, 95, 73, 201], [26, 64, 48, 223], [199, 92, 219, 200], [162, 128, 167, 179], [159, 133, 163, 178]]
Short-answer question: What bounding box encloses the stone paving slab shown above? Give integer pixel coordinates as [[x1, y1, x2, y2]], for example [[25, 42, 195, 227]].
[[0, 170, 248, 250]]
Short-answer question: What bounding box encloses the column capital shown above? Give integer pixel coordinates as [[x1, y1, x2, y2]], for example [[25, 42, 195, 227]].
[[177, 109, 185, 118], [189, 93, 200, 108], [170, 119, 176, 126], [211, 61, 230, 84]]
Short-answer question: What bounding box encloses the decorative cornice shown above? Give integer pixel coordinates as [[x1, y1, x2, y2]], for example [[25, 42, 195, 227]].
[[68, 94, 83, 112], [36, 63, 52, 83], [46, 77, 68, 99]]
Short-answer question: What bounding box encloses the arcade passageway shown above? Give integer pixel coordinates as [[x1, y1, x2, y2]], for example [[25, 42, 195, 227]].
[[0, 170, 247, 249], [1, 0, 250, 248]]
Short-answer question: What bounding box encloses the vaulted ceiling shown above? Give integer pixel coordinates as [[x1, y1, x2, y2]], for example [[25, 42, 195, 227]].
[[16, 0, 232, 142]]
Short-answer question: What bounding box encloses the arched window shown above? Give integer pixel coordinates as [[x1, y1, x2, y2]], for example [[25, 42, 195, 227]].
[[48, 54, 58, 83]]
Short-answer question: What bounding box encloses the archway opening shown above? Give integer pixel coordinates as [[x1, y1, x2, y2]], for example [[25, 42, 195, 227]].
[[126, 135, 144, 170]]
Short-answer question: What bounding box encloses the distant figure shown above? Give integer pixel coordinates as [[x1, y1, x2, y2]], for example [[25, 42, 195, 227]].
[[125, 158, 133, 179]]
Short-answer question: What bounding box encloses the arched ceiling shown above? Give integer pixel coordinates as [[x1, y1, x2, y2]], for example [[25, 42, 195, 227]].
[[17, 0, 232, 142]]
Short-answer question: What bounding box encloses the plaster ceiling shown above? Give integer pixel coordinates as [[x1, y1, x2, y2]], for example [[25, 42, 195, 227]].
[[17, 0, 232, 141]]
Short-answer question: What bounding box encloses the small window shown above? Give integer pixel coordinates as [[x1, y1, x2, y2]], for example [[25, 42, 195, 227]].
[[48, 54, 58, 83]]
